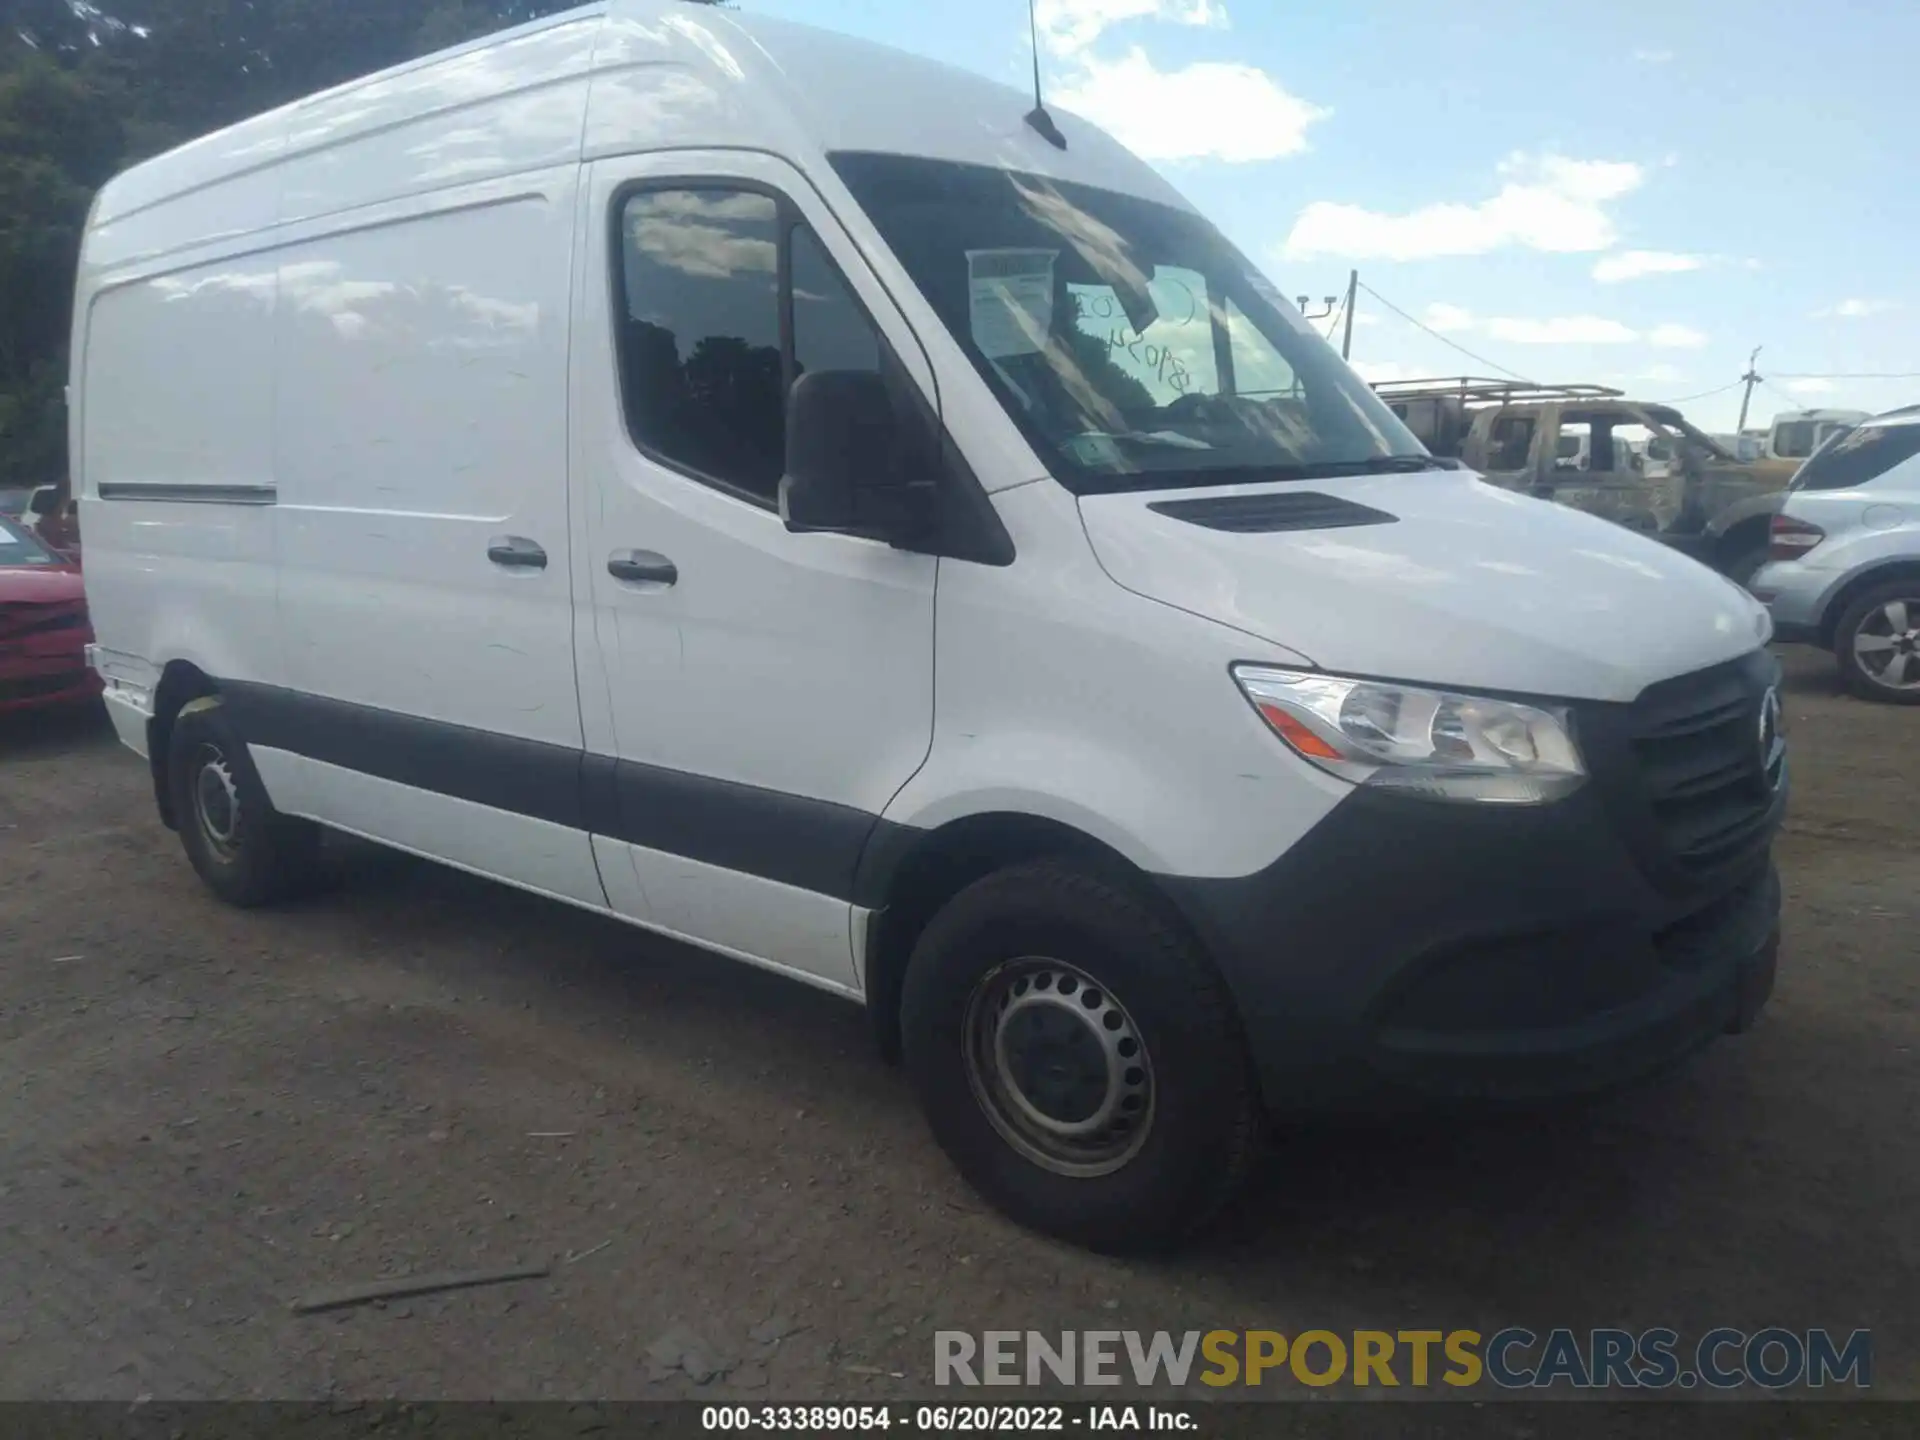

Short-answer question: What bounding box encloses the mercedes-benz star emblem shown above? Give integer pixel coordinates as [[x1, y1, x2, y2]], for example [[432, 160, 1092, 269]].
[[1757, 685, 1785, 790]]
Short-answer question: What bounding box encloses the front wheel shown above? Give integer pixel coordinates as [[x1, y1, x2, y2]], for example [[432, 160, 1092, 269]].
[[1834, 581, 1920, 704], [900, 860, 1262, 1252], [168, 698, 324, 905]]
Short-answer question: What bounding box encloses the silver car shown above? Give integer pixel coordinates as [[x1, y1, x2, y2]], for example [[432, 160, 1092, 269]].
[[1751, 405, 1920, 703]]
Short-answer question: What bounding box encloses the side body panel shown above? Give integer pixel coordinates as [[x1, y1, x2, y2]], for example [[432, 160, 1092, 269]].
[[77, 231, 287, 702], [887, 479, 1348, 883]]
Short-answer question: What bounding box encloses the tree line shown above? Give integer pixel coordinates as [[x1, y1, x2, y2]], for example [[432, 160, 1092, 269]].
[[0, 0, 721, 490]]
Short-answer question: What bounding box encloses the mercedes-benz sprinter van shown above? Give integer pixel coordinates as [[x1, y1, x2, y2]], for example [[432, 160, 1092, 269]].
[[74, 0, 1787, 1250]]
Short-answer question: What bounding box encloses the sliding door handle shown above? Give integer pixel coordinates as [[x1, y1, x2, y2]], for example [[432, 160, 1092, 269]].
[[487, 536, 548, 570], [608, 549, 678, 586]]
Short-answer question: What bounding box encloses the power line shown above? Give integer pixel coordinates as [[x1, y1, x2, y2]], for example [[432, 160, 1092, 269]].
[[1356, 282, 1534, 381], [1760, 378, 1808, 410], [1772, 371, 1920, 380], [1651, 379, 1745, 405]]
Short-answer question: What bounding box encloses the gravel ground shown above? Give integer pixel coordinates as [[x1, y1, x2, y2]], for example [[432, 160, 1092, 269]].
[[1, 644, 1914, 1403]]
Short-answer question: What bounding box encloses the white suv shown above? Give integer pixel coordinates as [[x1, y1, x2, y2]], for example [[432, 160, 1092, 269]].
[[1752, 406, 1920, 703]]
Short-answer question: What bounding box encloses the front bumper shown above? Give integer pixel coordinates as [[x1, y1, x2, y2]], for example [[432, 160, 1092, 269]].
[[1164, 654, 1786, 1113], [1750, 558, 1831, 639], [0, 656, 102, 715]]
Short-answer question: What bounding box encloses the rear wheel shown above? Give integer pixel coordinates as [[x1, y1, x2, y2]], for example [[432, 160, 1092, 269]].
[[168, 698, 323, 905], [900, 859, 1261, 1252], [1833, 581, 1920, 705]]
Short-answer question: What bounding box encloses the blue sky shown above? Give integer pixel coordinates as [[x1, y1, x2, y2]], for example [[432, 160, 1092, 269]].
[[744, 0, 1920, 434]]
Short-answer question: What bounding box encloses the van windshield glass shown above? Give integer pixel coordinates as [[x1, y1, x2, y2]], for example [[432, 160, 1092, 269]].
[[829, 153, 1427, 495]]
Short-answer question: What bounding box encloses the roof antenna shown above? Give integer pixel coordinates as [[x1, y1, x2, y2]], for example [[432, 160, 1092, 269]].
[[1024, 0, 1068, 150]]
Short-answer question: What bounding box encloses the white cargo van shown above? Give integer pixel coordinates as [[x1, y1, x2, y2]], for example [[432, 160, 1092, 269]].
[[74, 0, 1788, 1250]]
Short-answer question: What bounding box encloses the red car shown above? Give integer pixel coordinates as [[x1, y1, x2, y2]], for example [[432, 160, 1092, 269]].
[[0, 513, 102, 715]]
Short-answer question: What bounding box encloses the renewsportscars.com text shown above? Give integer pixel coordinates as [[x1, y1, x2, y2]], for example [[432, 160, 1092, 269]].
[[934, 1328, 1871, 1391]]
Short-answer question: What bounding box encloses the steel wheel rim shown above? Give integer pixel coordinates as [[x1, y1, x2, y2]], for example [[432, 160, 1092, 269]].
[[193, 744, 242, 860], [962, 957, 1155, 1178], [1852, 597, 1920, 690]]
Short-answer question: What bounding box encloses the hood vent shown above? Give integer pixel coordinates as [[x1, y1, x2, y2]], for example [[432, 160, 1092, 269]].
[[1147, 491, 1399, 534]]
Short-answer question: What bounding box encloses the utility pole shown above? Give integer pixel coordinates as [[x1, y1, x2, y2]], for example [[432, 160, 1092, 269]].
[[1340, 269, 1358, 360], [1736, 346, 1763, 432]]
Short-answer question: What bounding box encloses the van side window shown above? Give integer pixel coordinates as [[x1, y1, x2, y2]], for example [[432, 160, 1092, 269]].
[[617, 188, 786, 501]]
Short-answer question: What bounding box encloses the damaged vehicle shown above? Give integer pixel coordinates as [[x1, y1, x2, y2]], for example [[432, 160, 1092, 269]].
[[1375, 379, 1800, 582]]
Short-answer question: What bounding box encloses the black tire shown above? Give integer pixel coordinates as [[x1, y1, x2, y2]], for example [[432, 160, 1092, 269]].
[[1833, 580, 1920, 705], [900, 859, 1261, 1253], [167, 697, 324, 905]]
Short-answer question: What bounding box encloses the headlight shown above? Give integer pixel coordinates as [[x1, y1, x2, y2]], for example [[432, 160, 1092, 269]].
[[1232, 665, 1586, 804]]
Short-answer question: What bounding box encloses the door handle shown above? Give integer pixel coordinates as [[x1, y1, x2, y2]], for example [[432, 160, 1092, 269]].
[[487, 536, 548, 570], [608, 549, 678, 586]]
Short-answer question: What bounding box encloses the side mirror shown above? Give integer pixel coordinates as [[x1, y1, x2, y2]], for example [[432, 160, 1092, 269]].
[[27, 489, 57, 517], [779, 370, 916, 542]]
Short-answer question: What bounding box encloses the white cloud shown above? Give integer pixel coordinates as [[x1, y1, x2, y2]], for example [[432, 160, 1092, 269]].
[[1282, 151, 1644, 261], [1634, 48, 1675, 63], [1487, 315, 1638, 345], [1814, 297, 1896, 319], [1423, 302, 1475, 332], [1649, 323, 1708, 348], [1593, 250, 1706, 283], [1055, 47, 1328, 162], [1785, 378, 1837, 395], [1637, 363, 1687, 383], [1036, 0, 1226, 55]]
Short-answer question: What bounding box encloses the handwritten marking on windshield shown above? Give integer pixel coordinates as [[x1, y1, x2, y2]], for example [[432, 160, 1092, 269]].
[[1108, 330, 1194, 393]]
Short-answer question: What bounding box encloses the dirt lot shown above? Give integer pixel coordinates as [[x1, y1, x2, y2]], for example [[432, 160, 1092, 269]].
[[1, 644, 1915, 1403]]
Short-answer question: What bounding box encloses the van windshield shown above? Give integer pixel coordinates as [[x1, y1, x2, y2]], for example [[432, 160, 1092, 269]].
[[830, 152, 1427, 495]]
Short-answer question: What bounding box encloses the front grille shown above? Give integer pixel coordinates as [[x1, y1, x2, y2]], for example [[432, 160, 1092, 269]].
[[1629, 656, 1781, 873]]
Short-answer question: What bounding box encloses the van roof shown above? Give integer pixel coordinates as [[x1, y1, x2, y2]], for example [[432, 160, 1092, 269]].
[[1771, 408, 1871, 423], [88, 0, 1189, 255]]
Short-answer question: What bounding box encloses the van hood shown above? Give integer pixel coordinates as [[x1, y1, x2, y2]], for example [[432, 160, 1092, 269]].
[[1077, 470, 1770, 704]]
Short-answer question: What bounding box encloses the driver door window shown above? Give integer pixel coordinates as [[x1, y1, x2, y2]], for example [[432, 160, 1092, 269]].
[[614, 187, 892, 508]]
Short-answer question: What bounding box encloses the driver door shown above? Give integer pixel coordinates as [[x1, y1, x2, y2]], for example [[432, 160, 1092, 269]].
[[570, 150, 939, 991]]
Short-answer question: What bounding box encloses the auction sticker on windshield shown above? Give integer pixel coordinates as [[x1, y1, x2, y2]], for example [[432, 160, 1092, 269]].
[[967, 249, 1057, 359]]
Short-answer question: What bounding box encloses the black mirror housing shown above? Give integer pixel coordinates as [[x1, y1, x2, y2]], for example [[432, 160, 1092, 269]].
[[780, 370, 914, 542], [779, 367, 1017, 568]]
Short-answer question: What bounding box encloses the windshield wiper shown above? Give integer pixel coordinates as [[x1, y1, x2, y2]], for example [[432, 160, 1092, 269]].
[[1300, 455, 1441, 475], [1075, 453, 1445, 495]]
